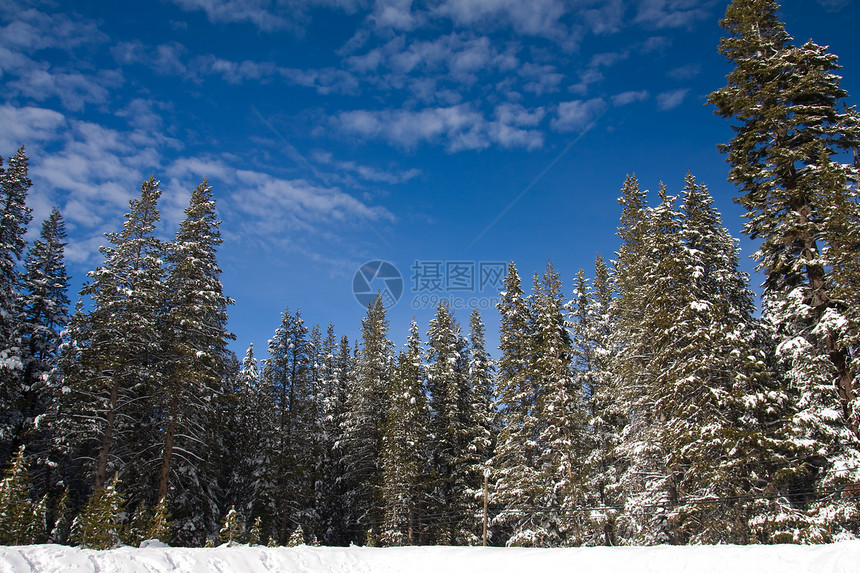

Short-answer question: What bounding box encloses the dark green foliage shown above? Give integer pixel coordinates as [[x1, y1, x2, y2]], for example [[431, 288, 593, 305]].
[[0, 147, 32, 459]]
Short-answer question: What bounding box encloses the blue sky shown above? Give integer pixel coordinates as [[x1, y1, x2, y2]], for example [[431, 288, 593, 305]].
[[1, 0, 858, 357]]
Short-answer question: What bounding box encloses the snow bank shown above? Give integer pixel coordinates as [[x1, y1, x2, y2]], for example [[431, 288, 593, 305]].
[[2, 542, 859, 573]]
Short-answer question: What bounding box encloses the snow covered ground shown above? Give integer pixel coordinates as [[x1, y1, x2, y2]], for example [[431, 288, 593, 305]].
[[1, 542, 859, 573]]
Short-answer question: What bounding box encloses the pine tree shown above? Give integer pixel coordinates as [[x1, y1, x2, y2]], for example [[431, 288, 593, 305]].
[[71, 474, 126, 550], [219, 505, 245, 546], [655, 174, 775, 544], [532, 261, 585, 546], [49, 486, 72, 544], [572, 258, 622, 546], [379, 319, 429, 546], [339, 295, 392, 544], [316, 324, 344, 545], [0, 445, 40, 545], [20, 208, 69, 396], [491, 262, 544, 546], [0, 146, 32, 459], [158, 178, 235, 545], [17, 208, 69, 492], [324, 333, 353, 545], [148, 497, 171, 544], [58, 177, 165, 496], [464, 307, 495, 541], [248, 516, 262, 545], [425, 302, 477, 544], [287, 524, 305, 547], [708, 0, 860, 539], [263, 307, 317, 543]]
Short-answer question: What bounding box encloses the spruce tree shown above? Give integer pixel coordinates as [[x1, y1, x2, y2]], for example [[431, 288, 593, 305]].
[[339, 295, 392, 544], [425, 302, 476, 544], [71, 474, 126, 550], [58, 177, 165, 495], [709, 0, 860, 538], [464, 307, 495, 539], [0, 147, 32, 458], [219, 505, 245, 546], [18, 208, 69, 489], [572, 258, 622, 546], [379, 319, 430, 546], [532, 261, 584, 546], [159, 178, 235, 545], [263, 307, 316, 543], [491, 262, 543, 546], [20, 208, 69, 393], [0, 445, 40, 545]]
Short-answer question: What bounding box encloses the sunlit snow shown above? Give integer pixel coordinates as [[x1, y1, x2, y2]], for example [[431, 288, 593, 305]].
[[2, 542, 860, 573]]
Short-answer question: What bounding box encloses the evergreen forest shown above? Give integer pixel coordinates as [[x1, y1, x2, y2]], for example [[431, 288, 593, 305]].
[[1, 0, 860, 548]]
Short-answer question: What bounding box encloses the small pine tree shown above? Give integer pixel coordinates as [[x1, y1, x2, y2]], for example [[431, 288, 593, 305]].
[[148, 498, 171, 544], [248, 516, 262, 545], [71, 474, 126, 550], [219, 505, 245, 546], [28, 493, 48, 544], [287, 524, 305, 547], [0, 445, 37, 545], [50, 486, 72, 544]]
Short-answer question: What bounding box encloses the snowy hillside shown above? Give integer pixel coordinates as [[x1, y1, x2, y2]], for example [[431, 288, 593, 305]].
[[2, 542, 860, 573]]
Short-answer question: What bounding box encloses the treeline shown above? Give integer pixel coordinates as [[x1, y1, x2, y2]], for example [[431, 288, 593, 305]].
[[1, 0, 860, 550]]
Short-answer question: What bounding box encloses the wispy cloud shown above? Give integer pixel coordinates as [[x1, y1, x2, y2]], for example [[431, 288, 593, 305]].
[[335, 102, 546, 151], [551, 98, 606, 132], [433, 0, 572, 42], [8, 68, 123, 112], [612, 90, 650, 106], [656, 88, 689, 110], [634, 0, 715, 29], [312, 151, 421, 184], [0, 7, 108, 51], [169, 0, 293, 32], [112, 41, 189, 76], [667, 63, 701, 80]]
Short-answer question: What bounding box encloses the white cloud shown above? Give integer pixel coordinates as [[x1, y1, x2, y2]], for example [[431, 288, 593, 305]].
[[0, 105, 66, 152], [612, 90, 649, 106], [656, 88, 689, 110], [113, 41, 189, 77], [279, 67, 360, 94], [582, 0, 626, 35], [337, 105, 489, 150], [634, 0, 713, 29], [335, 102, 547, 151], [0, 8, 108, 51], [8, 68, 123, 112], [489, 103, 545, 149], [199, 56, 278, 84], [518, 62, 563, 95], [312, 151, 421, 184], [170, 0, 292, 32], [551, 98, 607, 132], [371, 0, 423, 30], [166, 155, 395, 242], [434, 0, 570, 40]]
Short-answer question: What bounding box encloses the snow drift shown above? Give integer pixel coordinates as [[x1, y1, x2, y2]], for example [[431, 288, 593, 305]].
[[2, 542, 860, 573]]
